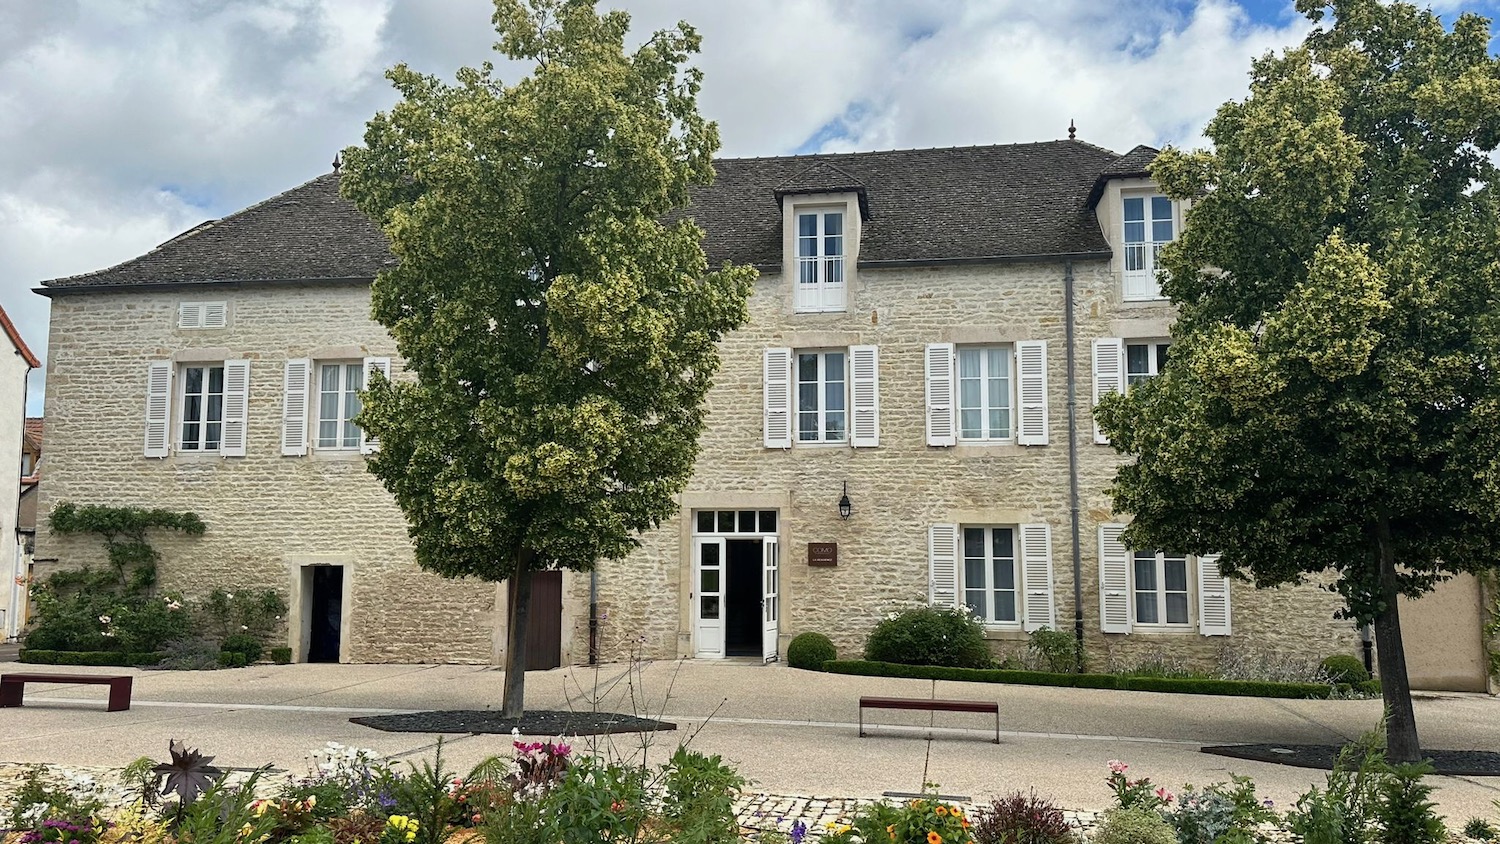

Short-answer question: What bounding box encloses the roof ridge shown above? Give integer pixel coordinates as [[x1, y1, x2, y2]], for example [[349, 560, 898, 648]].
[[40, 172, 340, 287], [719, 137, 1118, 164]]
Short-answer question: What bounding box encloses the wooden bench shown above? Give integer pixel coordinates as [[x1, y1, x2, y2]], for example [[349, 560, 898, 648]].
[[0, 673, 133, 712], [858, 695, 999, 743]]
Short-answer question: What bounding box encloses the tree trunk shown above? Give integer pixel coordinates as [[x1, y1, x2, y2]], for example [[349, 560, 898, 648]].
[[501, 548, 535, 719], [1374, 518, 1421, 763]]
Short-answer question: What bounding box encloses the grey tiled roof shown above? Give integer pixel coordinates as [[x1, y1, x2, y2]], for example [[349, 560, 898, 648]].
[[44, 139, 1138, 290], [1101, 144, 1160, 179], [41, 173, 395, 289], [690, 141, 1121, 269]]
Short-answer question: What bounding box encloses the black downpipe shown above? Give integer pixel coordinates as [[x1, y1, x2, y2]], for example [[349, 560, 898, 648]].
[[1064, 260, 1086, 671], [588, 569, 599, 665]]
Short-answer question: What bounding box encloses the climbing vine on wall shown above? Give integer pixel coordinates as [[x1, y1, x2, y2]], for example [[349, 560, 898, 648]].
[[48, 502, 206, 595], [1482, 571, 1500, 682]]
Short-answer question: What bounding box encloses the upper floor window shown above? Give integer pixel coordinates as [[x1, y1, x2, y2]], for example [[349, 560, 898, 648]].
[[794, 209, 846, 313], [317, 362, 365, 450], [1122, 194, 1176, 300], [963, 526, 1019, 625], [1126, 341, 1171, 388], [957, 346, 1013, 442], [797, 350, 846, 443], [179, 364, 226, 452]]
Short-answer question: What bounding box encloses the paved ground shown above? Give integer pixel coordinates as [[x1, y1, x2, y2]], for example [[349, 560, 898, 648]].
[[1, 658, 1498, 822]]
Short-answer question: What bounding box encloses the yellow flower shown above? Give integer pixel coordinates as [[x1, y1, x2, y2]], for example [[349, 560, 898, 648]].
[[306, 795, 316, 808], [949, 806, 963, 819], [405, 834, 415, 842], [927, 832, 943, 844]]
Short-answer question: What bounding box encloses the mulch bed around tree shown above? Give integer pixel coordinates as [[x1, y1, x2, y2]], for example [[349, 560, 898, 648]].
[[350, 709, 677, 736], [1202, 743, 1500, 777]]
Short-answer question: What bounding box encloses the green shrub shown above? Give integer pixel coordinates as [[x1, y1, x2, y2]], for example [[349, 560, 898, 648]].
[[1375, 761, 1446, 844], [1321, 654, 1370, 685], [864, 607, 991, 668], [221, 633, 264, 663], [1026, 626, 1082, 672], [786, 632, 837, 670], [1093, 807, 1177, 844], [1464, 818, 1498, 841], [218, 651, 248, 668], [1356, 678, 1382, 695], [18, 649, 163, 666], [821, 660, 1334, 698], [1167, 776, 1278, 844], [659, 746, 745, 843], [113, 596, 193, 653], [271, 647, 293, 664], [197, 589, 287, 644]]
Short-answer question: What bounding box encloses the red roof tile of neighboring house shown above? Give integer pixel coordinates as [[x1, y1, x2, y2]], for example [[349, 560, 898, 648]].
[[0, 303, 39, 368]]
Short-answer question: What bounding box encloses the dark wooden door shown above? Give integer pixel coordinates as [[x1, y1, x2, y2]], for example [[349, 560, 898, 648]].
[[511, 570, 562, 670]]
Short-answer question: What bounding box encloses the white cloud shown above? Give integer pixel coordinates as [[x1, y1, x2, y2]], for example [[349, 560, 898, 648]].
[[0, 0, 1421, 415]]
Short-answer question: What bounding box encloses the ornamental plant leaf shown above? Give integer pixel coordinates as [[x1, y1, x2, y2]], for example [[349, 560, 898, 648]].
[[153, 739, 222, 805]]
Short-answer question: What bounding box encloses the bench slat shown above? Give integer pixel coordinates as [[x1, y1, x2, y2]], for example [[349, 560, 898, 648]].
[[859, 696, 997, 713], [1, 673, 130, 685], [1, 673, 133, 712]]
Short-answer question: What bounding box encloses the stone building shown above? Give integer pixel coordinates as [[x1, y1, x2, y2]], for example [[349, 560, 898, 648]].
[[1, 304, 39, 641], [32, 138, 1388, 675]]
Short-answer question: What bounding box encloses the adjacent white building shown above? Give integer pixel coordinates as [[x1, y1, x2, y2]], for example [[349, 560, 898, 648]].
[[0, 304, 39, 641]]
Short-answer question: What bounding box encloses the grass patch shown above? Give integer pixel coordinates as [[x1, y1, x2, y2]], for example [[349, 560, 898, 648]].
[[822, 659, 1334, 699]]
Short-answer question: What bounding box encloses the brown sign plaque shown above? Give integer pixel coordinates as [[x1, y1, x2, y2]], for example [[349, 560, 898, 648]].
[[807, 542, 838, 567]]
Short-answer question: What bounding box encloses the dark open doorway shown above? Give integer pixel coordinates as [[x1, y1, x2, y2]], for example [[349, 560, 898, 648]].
[[724, 539, 762, 657], [307, 566, 344, 663], [509, 569, 562, 670]]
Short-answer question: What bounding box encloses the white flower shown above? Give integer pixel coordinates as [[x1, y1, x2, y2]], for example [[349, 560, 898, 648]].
[[99, 615, 112, 624], [240, 625, 248, 631]]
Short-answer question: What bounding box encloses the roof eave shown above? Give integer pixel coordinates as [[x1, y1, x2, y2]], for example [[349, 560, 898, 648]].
[[35, 275, 379, 298], [859, 251, 1112, 269]]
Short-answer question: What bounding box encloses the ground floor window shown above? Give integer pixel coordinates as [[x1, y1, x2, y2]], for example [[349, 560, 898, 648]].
[[962, 526, 1018, 624], [1133, 550, 1190, 626]]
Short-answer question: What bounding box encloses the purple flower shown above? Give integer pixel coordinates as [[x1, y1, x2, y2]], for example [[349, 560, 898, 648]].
[[791, 821, 807, 844]]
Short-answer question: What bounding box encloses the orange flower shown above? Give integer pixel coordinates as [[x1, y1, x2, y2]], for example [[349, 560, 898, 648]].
[[927, 832, 943, 844], [962, 820, 971, 829], [935, 806, 948, 816], [949, 806, 963, 818]]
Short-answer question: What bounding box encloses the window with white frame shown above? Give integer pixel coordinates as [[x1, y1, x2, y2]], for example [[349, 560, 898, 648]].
[[1122, 194, 1176, 300], [1125, 341, 1170, 388], [794, 209, 846, 312], [1132, 550, 1191, 626], [962, 526, 1019, 624], [796, 350, 846, 443], [179, 363, 225, 451], [316, 362, 365, 449], [957, 346, 1013, 441]]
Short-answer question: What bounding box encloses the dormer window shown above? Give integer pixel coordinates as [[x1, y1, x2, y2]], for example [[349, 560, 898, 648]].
[[795, 209, 846, 312], [1122, 194, 1176, 300]]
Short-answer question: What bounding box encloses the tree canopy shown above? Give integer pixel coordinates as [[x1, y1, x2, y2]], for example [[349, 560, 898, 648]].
[[1096, 0, 1500, 760], [340, 0, 755, 712]]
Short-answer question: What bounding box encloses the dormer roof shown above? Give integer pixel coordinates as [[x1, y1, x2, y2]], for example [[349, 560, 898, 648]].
[[773, 161, 871, 220], [1087, 144, 1161, 208]]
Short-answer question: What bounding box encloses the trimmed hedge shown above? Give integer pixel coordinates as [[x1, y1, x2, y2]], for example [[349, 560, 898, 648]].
[[19, 649, 164, 667], [821, 660, 1334, 699]]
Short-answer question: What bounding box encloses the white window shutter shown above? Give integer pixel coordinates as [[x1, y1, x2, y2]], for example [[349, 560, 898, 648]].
[[203, 302, 228, 329], [1198, 553, 1232, 636], [1016, 340, 1049, 445], [1020, 523, 1056, 632], [1092, 338, 1125, 444], [924, 343, 956, 447], [1099, 523, 1132, 634], [763, 347, 793, 449], [144, 361, 172, 458], [178, 303, 204, 329], [219, 359, 251, 457], [360, 357, 392, 455], [928, 524, 960, 608], [281, 358, 311, 457], [849, 344, 879, 448]]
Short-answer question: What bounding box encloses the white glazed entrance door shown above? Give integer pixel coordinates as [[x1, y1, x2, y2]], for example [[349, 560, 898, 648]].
[[762, 536, 780, 663], [693, 537, 725, 658]]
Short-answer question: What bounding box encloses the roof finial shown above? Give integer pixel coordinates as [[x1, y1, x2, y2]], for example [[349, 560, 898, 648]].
[[1068, 119, 1077, 141], [332, 152, 342, 174]]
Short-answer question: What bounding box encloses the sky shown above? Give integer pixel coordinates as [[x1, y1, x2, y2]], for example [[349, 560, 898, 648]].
[[2, 0, 1498, 415]]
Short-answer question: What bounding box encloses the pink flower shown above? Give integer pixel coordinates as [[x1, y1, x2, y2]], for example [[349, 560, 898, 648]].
[[1155, 787, 1174, 804], [1107, 760, 1128, 774]]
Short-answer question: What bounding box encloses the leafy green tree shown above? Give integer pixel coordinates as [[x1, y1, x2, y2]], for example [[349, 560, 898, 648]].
[[340, 0, 754, 716], [1096, 0, 1500, 761]]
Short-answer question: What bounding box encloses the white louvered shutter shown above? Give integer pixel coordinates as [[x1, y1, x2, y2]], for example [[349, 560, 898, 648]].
[[282, 358, 311, 457], [178, 303, 204, 329], [360, 357, 392, 455], [924, 343, 956, 446], [1020, 523, 1056, 632], [849, 344, 879, 448], [1016, 340, 1049, 445], [1197, 553, 1232, 636], [219, 359, 251, 457], [1099, 523, 1132, 633], [203, 302, 228, 329], [144, 361, 173, 458], [1092, 338, 1125, 444], [763, 348, 793, 449], [928, 524, 959, 608]]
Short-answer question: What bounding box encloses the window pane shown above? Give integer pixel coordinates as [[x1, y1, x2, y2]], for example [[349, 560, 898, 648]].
[[700, 568, 719, 592], [960, 409, 982, 440], [825, 352, 845, 382], [1134, 554, 1157, 590], [182, 422, 200, 450], [738, 511, 757, 532], [1126, 344, 1150, 375], [798, 382, 818, 413], [1123, 197, 1144, 221], [1164, 557, 1188, 592], [798, 353, 818, 382], [988, 347, 1008, 377], [992, 527, 1014, 561], [348, 363, 365, 391], [798, 214, 817, 237], [798, 412, 819, 441], [799, 258, 817, 283], [717, 511, 735, 532], [1157, 344, 1172, 369], [321, 364, 339, 391], [758, 511, 777, 533], [696, 511, 715, 533], [343, 392, 362, 447], [995, 590, 1016, 622], [1166, 593, 1189, 625], [994, 557, 1015, 591], [825, 411, 846, 441], [964, 558, 985, 591], [1151, 196, 1173, 221], [959, 377, 981, 408], [1153, 220, 1174, 242], [1124, 221, 1145, 243], [824, 234, 843, 258], [184, 394, 203, 426], [958, 349, 980, 378], [206, 394, 223, 423], [208, 366, 224, 394], [825, 256, 843, 284], [824, 212, 842, 236], [185, 367, 203, 394], [701, 596, 719, 620], [205, 422, 221, 450], [825, 380, 845, 412], [1125, 244, 1145, 272], [963, 528, 985, 559], [965, 589, 987, 621], [1136, 593, 1159, 625]]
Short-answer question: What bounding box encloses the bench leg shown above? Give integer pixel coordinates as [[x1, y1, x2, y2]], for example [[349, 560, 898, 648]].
[[106, 678, 132, 712], [0, 681, 21, 708], [859, 706, 864, 738], [994, 710, 1000, 744]]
